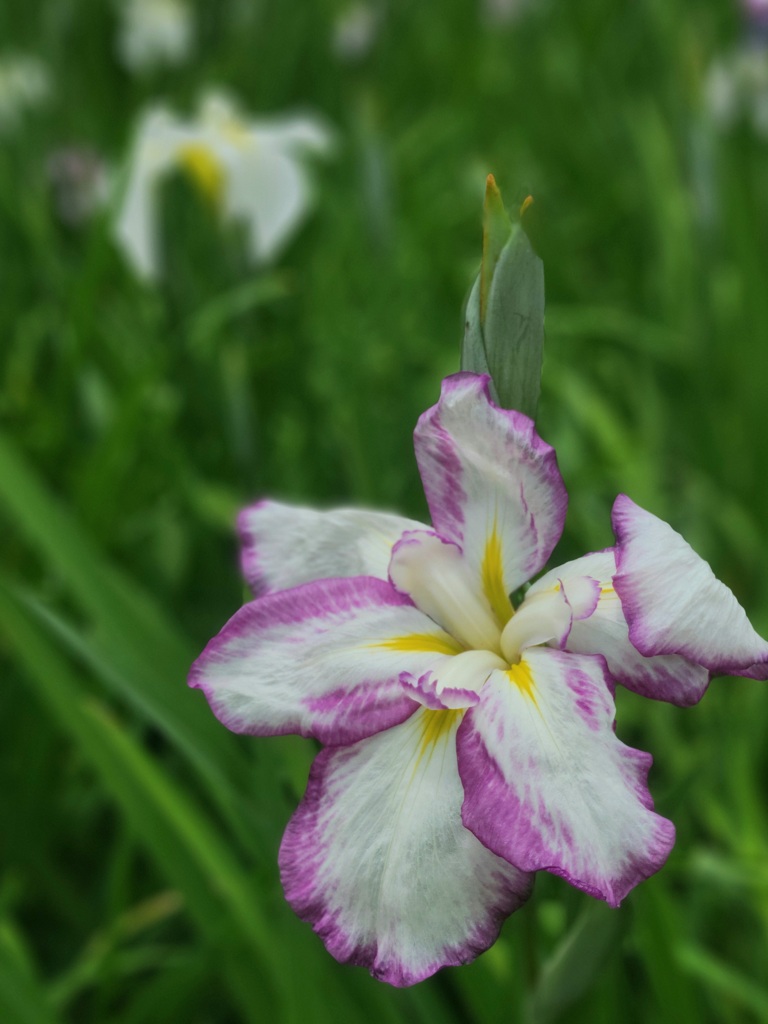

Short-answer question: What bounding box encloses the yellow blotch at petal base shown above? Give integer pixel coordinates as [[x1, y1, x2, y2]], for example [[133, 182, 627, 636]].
[[417, 709, 462, 764], [373, 634, 463, 656], [481, 525, 515, 627], [177, 144, 225, 207], [506, 661, 537, 704]]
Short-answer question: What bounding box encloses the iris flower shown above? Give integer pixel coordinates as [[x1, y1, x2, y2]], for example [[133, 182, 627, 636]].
[[190, 373, 768, 986], [116, 0, 194, 74], [115, 90, 332, 279], [0, 53, 50, 134]]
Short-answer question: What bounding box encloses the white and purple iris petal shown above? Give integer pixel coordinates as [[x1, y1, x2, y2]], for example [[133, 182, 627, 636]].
[[528, 550, 713, 707], [189, 371, 768, 986], [279, 709, 533, 987], [612, 494, 768, 680], [457, 649, 675, 907]]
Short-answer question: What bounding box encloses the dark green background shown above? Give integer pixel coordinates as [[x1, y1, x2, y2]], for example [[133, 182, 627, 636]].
[[2, 1, 767, 1021]]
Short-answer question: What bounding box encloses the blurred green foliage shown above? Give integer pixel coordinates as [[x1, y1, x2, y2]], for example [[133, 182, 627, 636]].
[[2, 0, 768, 1021]]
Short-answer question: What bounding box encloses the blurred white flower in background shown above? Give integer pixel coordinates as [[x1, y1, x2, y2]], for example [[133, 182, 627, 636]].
[[480, 0, 537, 27], [116, 0, 194, 73], [706, 0, 768, 137], [0, 53, 51, 133], [706, 49, 768, 135], [114, 90, 333, 279], [332, 3, 379, 63]]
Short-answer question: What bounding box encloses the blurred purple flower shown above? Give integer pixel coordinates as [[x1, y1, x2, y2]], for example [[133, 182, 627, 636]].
[[47, 146, 109, 227]]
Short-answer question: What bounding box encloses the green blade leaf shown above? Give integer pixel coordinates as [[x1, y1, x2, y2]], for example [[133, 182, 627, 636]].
[[0, 582, 283, 1023], [676, 944, 768, 1019], [525, 902, 624, 1024], [0, 920, 65, 1024], [0, 435, 256, 844], [0, 581, 442, 1024]]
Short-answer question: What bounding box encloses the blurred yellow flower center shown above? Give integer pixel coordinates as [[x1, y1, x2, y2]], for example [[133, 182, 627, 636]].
[[177, 144, 225, 207]]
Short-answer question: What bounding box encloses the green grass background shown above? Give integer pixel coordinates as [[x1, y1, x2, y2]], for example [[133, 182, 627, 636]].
[[2, 0, 768, 1021]]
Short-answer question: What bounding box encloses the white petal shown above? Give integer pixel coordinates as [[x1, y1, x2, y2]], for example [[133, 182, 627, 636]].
[[114, 107, 196, 278], [189, 576, 462, 745], [532, 549, 710, 705], [414, 373, 568, 594], [225, 145, 309, 262], [613, 495, 768, 678], [569, 588, 711, 705], [528, 549, 615, 601], [238, 500, 424, 595], [114, 160, 159, 278], [458, 648, 675, 906], [279, 708, 533, 986], [248, 116, 333, 155], [400, 649, 507, 710]]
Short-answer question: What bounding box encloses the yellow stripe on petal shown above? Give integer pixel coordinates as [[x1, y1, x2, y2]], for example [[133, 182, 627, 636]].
[[177, 144, 225, 207], [373, 633, 463, 655], [416, 709, 462, 767], [506, 661, 538, 705], [481, 522, 515, 627]]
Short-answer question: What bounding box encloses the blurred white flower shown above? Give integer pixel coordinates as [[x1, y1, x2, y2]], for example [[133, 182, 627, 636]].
[[480, 0, 536, 27], [116, 0, 194, 73], [0, 53, 51, 133], [704, 0, 768, 137], [332, 3, 379, 62], [114, 90, 333, 279], [706, 45, 768, 137]]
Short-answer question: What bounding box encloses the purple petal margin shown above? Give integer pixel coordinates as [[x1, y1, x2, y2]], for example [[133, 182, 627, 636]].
[[278, 745, 534, 987], [399, 670, 481, 710], [612, 493, 768, 680], [413, 373, 568, 581], [456, 652, 676, 907], [237, 498, 270, 596], [188, 575, 420, 745]]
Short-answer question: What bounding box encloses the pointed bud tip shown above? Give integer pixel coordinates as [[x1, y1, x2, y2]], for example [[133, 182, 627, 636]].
[[520, 194, 534, 217], [481, 175, 511, 324], [484, 174, 506, 219]]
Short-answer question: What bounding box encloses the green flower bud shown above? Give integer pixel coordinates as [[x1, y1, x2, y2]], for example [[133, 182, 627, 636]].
[[461, 175, 544, 418]]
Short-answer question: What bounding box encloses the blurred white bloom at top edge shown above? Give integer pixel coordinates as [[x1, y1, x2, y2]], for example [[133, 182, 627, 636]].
[[480, 0, 537, 27], [117, 0, 193, 73], [705, 0, 768, 138], [706, 45, 768, 137], [332, 3, 379, 62], [114, 90, 334, 279], [0, 53, 51, 133]]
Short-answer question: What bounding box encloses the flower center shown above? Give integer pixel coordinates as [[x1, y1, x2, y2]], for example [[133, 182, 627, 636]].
[[500, 589, 571, 664], [177, 143, 225, 207], [389, 531, 503, 654]]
